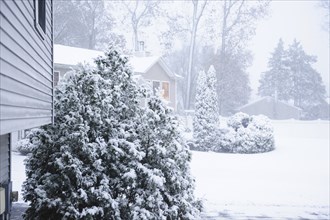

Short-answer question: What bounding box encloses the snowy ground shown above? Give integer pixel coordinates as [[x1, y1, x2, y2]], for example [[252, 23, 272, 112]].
[[191, 120, 330, 219], [11, 120, 329, 219]]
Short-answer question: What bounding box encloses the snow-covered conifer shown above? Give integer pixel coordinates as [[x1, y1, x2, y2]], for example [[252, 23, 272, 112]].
[[23, 48, 199, 219], [193, 65, 219, 151], [133, 97, 200, 219]]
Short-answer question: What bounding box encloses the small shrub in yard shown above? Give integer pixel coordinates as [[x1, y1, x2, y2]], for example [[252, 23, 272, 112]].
[[227, 113, 275, 153], [227, 112, 250, 131], [213, 127, 236, 153]]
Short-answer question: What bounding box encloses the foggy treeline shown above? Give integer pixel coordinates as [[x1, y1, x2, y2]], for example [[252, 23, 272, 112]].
[[54, 0, 329, 119]]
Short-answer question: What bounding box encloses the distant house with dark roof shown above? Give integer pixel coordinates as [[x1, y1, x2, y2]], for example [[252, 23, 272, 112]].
[[237, 97, 301, 120], [54, 44, 178, 110]]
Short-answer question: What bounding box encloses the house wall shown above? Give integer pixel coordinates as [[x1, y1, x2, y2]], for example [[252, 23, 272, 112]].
[[239, 99, 300, 120], [0, 135, 10, 186], [0, 0, 54, 135], [0, 134, 11, 218], [140, 63, 176, 110]]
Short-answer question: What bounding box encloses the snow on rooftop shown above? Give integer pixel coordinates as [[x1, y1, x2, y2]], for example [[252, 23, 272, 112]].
[[54, 44, 161, 73], [54, 44, 103, 66], [129, 56, 160, 73]]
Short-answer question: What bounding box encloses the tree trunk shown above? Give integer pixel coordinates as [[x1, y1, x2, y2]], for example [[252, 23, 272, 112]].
[[185, 0, 206, 109], [185, 18, 197, 109]]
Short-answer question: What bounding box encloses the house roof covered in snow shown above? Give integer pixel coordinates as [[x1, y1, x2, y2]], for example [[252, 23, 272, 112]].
[[54, 44, 103, 66], [54, 44, 176, 79], [238, 96, 302, 111]]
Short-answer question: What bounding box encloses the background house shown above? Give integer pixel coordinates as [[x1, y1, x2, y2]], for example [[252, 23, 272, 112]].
[[0, 0, 54, 218], [54, 44, 178, 110], [237, 97, 301, 120]]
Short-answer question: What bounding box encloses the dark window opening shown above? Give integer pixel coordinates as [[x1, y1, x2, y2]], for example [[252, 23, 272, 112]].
[[35, 0, 46, 37]]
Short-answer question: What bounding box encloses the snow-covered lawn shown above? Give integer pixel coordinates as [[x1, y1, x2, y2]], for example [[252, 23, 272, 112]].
[[11, 120, 329, 219], [191, 119, 330, 219]]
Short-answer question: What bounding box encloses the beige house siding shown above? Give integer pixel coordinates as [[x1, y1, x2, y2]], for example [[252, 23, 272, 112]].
[[139, 63, 176, 110]]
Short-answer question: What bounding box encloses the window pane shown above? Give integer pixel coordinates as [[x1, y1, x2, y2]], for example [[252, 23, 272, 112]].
[[54, 71, 60, 86], [162, 82, 170, 101], [37, 0, 46, 32], [153, 81, 160, 95]]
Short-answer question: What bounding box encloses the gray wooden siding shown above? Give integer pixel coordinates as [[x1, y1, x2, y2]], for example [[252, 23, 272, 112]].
[[0, 0, 54, 135], [0, 134, 10, 184]]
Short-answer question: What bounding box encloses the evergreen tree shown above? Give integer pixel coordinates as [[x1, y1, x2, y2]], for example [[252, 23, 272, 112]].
[[286, 40, 327, 119], [258, 39, 327, 119], [132, 97, 200, 219], [193, 65, 219, 151], [258, 39, 291, 100], [213, 50, 251, 115], [23, 48, 200, 219]]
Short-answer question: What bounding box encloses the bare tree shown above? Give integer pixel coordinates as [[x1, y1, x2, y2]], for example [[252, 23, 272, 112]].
[[54, 0, 123, 50], [185, 0, 208, 109], [219, 0, 269, 56], [121, 1, 160, 51], [318, 0, 329, 32], [215, 0, 269, 114]]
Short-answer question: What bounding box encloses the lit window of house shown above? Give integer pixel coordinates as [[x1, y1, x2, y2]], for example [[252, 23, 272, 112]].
[[152, 81, 170, 101], [162, 82, 170, 101]]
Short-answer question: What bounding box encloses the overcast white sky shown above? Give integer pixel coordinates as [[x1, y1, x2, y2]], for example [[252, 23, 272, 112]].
[[248, 0, 330, 98]]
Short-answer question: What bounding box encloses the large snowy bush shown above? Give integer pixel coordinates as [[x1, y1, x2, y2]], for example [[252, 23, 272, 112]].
[[193, 66, 219, 151], [220, 113, 275, 153], [23, 48, 200, 220]]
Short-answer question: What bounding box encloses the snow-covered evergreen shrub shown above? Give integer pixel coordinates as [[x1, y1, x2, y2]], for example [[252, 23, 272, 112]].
[[193, 66, 219, 151], [132, 97, 200, 219], [213, 127, 236, 153], [23, 48, 199, 220], [227, 112, 251, 131], [16, 129, 42, 155], [226, 114, 275, 153]]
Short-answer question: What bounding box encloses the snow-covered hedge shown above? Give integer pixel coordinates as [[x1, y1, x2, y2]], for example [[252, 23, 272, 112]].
[[214, 113, 275, 153]]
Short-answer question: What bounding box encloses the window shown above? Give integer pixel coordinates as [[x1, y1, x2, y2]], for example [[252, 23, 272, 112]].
[[152, 81, 160, 95], [162, 82, 170, 101], [34, 0, 46, 38], [54, 71, 60, 87], [152, 81, 170, 101]]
